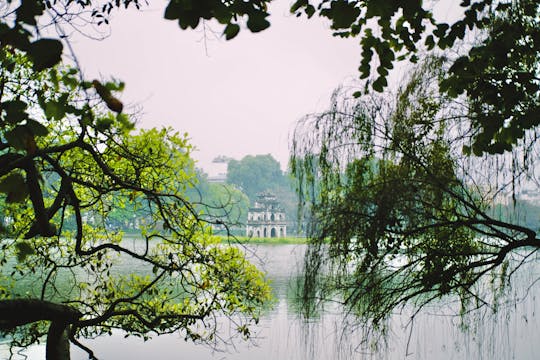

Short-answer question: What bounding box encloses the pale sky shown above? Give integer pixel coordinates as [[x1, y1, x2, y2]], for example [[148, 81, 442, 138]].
[[71, 0, 360, 174]]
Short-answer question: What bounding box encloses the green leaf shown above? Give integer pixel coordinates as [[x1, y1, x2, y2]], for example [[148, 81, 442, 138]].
[[5, 126, 31, 150], [26, 119, 49, 136], [104, 80, 125, 92], [372, 77, 387, 92], [96, 117, 114, 132], [358, 63, 370, 78], [81, 112, 94, 127], [328, 1, 360, 29], [81, 81, 93, 89], [0, 25, 32, 52], [377, 65, 389, 77], [3, 57, 16, 72], [62, 73, 78, 89], [117, 113, 134, 131], [0, 173, 26, 194], [224, 23, 240, 40], [450, 20, 466, 40], [164, 1, 181, 20], [44, 101, 66, 120], [6, 188, 29, 203], [177, 11, 200, 29], [3, 100, 28, 124], [425, 35, 435, 50], [472, 143, 484, 156], [27, 38, 63, 71], [16, 0, 45, 25], [290, 0, 308, 13], [0, 173, 28, 203], [15, 241, 35, 262], [212, 3, 232, 24], [433, 23, 449, 38], [305, 4, 315, 18], [247, 13, 270, 33]]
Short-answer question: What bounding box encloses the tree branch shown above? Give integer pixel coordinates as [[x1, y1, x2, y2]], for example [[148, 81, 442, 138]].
[[0, 299, 81, 329]]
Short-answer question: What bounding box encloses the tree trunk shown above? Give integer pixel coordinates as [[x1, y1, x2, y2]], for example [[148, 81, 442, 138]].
[[46, 322, 71, 360], [0, 299, 80, 360]]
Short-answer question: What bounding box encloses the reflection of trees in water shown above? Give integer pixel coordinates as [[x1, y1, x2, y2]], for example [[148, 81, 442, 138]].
[[290, 249, 540, 359], [2, 238, 270, 358], [5, 245, 540, 359]]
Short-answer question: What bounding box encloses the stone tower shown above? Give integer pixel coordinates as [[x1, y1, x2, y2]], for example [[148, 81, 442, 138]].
[[246, 192, 286, 238]]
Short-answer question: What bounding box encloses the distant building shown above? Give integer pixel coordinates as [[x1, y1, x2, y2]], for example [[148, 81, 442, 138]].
[[207, 155, 232, 183], [246, 192, 286, 238]]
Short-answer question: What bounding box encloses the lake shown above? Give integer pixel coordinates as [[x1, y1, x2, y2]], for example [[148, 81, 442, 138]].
[[4, 244, 540, 359]]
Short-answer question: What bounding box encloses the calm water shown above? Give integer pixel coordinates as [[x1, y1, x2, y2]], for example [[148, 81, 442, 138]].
[[5, 244, 540, 359]]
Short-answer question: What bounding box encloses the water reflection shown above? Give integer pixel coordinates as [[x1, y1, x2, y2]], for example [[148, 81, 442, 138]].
[[5, 244, 540, 359]]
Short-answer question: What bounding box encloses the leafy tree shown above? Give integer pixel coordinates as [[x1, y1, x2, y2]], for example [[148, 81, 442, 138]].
[[0, 48, 271, 359], [187, 170, 250, 234], [226, 155, 286, 200], [291, 57, 540, 338]]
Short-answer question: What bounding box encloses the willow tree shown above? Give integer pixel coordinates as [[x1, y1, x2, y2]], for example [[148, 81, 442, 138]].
[[291, 56, 540, 340], [0, 48, 271, 359]]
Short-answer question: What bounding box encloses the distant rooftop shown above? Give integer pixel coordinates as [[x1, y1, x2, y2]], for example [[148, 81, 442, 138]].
[[212, 155, 233, 163], [202, 155, 231, 180]]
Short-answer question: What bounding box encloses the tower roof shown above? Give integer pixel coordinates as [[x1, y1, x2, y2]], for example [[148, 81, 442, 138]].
[[249, 191, 284, 212]]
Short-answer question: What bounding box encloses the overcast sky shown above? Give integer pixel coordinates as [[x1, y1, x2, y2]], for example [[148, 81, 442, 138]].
[[71, 0, 361, 174]]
